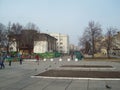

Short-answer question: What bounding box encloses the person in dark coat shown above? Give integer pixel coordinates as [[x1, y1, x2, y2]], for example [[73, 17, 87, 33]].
[[19, 55, 23, 65], [35, 54, 40, 65], [7, 53, 12, 66], [71, 52, 74, 60], [0, 53, 6, 69]]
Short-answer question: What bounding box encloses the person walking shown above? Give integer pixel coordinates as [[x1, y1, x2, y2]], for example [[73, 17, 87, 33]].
[[0, 53, 6, 69], [19, 54, 23, 65], [0, 53, 3, 69], [7, 53, 12, 66], [18, 53, 22, 65], [35, 54, 40, 65], [70, 51, 74, 60], [71, 52, 74, 60]]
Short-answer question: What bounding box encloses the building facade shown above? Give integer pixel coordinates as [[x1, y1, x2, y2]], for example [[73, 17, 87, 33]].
[[34, 33, 57, 53], [9, 33, 57, 54], [49, 33, 69, 53], [111, 32, 120, 55]]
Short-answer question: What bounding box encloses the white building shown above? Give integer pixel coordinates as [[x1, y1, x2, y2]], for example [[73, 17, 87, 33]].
[[49, 33, 69, 53], [34, 41, 48, 53], [9, 33, 57, 54], [9, 42, 17, 52], [34, 33, 57, 53], [111, 32, 120, 55]]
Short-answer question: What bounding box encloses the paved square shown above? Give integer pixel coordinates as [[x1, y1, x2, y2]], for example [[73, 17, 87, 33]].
[[0, 57, 120, 90]]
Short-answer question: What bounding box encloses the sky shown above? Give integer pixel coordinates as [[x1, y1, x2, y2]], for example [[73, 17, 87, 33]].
[[0, 0, 120, 46]]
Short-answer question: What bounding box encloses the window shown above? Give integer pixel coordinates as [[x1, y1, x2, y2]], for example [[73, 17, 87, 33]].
[[60, 39, 63, 41], [60, 42, 63, 45], [60, 46, 63, 49]]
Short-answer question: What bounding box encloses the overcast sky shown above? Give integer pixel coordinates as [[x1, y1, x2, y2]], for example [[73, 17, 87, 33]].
[[0, 0, 120, 45]]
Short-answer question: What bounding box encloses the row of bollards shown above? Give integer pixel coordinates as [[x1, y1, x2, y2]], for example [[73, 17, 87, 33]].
[[43, 58, 80, 62]]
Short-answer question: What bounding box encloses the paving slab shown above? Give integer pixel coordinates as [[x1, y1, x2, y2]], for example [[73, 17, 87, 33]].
[[23, 79, 56, 90], [66, 80, 88, 90], [41, 79, 72, 90]]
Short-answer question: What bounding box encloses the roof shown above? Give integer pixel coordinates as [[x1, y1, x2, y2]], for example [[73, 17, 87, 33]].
[[36, 33, 57, 41]]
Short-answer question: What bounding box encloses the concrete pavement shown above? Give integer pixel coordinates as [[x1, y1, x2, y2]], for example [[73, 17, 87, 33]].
[[0, 57, 120, 90]]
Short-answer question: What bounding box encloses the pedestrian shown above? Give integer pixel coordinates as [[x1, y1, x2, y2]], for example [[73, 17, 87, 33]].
[[19, 55, 23, 65], [0, 53, 6, 69], [71, 52, 74, 60], [35, 54, 40, 65], [0, 53, 3, 69], [18, 53, 22, 65], [7, 53, 12, 66]]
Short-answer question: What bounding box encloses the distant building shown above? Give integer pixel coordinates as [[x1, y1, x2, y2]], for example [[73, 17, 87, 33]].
[[69, 44, 75, 52], [111, 32, 120, 55], [9, 42, 17, 51], [49, 33, 69, 53], [34, 33, 57, 53], [9, 33, 57, 54], [69, 44, 80, 51], [99, 32, 120, 56]]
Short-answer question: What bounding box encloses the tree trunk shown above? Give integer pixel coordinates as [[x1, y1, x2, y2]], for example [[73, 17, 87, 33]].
[[107, 48, 110, 59], [6, 44, 9, 53], [92, 33, 95, 58]]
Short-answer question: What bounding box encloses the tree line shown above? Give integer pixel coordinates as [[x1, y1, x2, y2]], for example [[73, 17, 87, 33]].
[[0, 22, 40, 54], [0, 21, 119, 57], [79, 21, 119, 58]]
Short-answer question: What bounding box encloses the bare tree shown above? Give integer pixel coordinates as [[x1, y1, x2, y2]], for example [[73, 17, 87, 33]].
[[0, 22, 40, 54], [0, 23, 7, 51], [80, 21, 102, 58], [11, 23, 22, 34], [20, 23, 40, 54], [8, 22, 23, 52], [25, 22, 39, 30], [105, 27, 117, 58], [10, 23, 23, 52], [79, 35, 91, 54]]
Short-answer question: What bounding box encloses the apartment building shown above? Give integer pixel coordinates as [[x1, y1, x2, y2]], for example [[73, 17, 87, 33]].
[[49, 33, 69, 53]]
